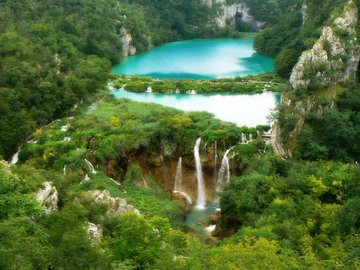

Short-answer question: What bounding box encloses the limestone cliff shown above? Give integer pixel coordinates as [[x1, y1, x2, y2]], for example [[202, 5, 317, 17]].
[[290, 1, 359, 90], [89, 190, 140, 217], [120, 28, 137, 57], [35, 182, 58, 214], [205, 0, 264, 31]]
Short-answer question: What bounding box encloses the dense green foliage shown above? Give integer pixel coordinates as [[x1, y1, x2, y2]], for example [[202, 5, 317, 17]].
[[220, 154, 360, 269], [0, 0, 223, 159], [279, 83, 360, 161], [113, 73, 286, 94]]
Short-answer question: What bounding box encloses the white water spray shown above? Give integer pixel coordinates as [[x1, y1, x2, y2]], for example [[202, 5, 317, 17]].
[[194, 138, 206, 209], [84, 159, 97, 174]]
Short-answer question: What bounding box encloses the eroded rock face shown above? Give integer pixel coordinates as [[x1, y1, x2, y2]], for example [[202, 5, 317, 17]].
[[35, 182, 58, 214], [290, 1, 359, 90], [89, 190, 140, 217], [121, 28, 137, 57], [86, 222, 103, 243], [205, 0, 264, 30]]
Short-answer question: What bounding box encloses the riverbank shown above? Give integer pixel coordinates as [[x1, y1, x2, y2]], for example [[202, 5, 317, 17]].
[[111, 73, 287, 94]]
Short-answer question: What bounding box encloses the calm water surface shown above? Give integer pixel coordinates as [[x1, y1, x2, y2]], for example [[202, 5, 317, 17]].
[[112, 89, 281, 127], [112, 39, 274, 79]]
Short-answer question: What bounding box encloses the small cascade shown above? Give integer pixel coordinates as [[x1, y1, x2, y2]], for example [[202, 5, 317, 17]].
[[10, 147, 21, 164], [241, 133, 247, 144], [214, 141, 218, 167], [173, 157, 183, 191], [84, 159, 97, 174], [146, 86, 152, 93], [249, 133, 253, 141], [173, 158, 193, 205], [194, 138, 206, 209], [63, 165, 67, 176], [173, 191, 193, 205], [217, 147, 234, 192]]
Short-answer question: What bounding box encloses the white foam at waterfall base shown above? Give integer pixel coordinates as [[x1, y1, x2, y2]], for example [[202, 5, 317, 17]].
[[173, 191, 193, 205], [205, 224, 216, 233], [194, 138, 206, 209]]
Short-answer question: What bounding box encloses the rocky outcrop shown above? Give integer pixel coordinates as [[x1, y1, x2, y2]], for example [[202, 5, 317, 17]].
[[205, 0, 264, 30], [89, 190, 140, 217], [120, 28, 136, 57], [290, 1, 359, 90], [35, 182, 58, 214], [86, 222, 103, 243]]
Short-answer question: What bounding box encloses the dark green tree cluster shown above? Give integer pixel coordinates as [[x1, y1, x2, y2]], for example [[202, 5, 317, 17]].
[[220, 154, 360, 269], [294, 84, 360, 161]]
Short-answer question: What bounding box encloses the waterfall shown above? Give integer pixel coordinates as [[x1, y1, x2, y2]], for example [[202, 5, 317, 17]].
[[194, 138, 206, 209], [174, 157, 183, 191], [241, 133, 247, 144], [146, 86, 152, 93], [63, 165, 67, 176], [10, 147, 21, 164], [84, 159, 97, 174], [173, 157, 193, 205], [217, 147, 234, 192], [214, 141, 218, 167], [173, 191, 193, 205]]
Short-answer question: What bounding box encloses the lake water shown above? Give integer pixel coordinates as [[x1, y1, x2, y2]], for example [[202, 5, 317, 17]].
[[112, 39, 274, 79], [112, 89, 281, 126]]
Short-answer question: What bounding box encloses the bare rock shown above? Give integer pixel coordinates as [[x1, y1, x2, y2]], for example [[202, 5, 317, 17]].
[[35, 182, 58, 214]]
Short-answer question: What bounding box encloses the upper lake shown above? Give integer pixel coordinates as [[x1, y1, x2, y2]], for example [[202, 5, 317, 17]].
[[112, 39, 274, 79]]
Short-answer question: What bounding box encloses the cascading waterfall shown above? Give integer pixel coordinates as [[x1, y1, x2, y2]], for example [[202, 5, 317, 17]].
[[194, 138, 206, 209], [10, 147, 21, 164], [214, 141, 218, 168], [173, 157, 193, 205], [217, 147, 234, 192], [84, 159, 97, 174], [63, 165, 67, 176], [174, 157, 183, 191]]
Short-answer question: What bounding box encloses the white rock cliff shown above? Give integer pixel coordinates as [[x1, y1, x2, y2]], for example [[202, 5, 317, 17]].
[[290, 1, 359, 90]]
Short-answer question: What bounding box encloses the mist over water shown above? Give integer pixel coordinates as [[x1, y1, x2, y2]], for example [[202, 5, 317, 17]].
[[112, 89, 281, 126]]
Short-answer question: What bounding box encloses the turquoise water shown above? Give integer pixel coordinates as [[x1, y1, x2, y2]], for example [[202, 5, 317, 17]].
[[112, 39, 274, 79], [112, 89, 281, 127]]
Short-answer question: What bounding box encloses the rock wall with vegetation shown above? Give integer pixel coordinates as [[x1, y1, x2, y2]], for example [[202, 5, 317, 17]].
[[290, 1, 359, 90]]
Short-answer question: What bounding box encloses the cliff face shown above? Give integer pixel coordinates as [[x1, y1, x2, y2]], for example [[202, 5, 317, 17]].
[[205, 0, 264, 31], [106, 143, 240, 206], [290, 1, 359, 90], [120, 28, 137, 57]]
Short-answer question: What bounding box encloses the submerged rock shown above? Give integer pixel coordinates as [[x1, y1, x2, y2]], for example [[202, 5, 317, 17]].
[[35, 182, 58, 214]]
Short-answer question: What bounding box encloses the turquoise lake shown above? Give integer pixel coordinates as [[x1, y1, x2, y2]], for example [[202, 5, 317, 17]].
[[112, 38, 280, 127], [112, 39, 274, 79]]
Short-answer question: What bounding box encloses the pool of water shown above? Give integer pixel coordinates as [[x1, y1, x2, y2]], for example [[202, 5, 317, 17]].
[[112, 39, 274, 79], [112, 89, 281, 127]]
